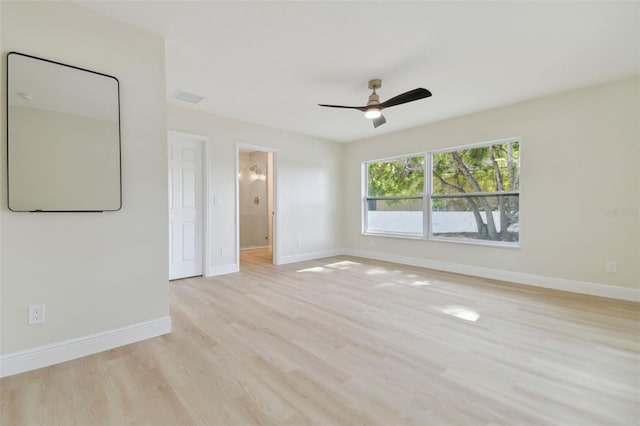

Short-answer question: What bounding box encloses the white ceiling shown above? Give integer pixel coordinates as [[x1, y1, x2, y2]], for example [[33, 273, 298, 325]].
[[79, 1, 639, 143]]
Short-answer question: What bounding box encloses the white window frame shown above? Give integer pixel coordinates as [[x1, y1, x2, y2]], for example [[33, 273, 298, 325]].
[[362, 153, 426, 238], [362, 137, 521, 248]]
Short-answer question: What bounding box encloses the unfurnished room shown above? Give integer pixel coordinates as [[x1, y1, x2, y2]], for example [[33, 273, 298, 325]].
[[0, 1, 639, 425]]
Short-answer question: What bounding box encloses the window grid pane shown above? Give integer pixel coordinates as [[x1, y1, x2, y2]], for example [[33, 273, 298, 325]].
[[366, 198, 424, 236], [367, 156, 425, 197], [431, 195, 519, 242], [431, 142, 520, 195]]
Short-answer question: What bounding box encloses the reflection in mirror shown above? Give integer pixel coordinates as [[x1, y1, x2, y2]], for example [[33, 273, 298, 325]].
[[7, 52, 121, 212]]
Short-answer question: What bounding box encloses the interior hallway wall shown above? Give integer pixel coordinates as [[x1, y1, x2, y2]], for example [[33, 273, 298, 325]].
[[168, 104, 344, 272]]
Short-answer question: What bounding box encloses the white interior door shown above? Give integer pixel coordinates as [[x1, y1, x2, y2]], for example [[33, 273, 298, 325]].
[[168, 133, 203, 280]]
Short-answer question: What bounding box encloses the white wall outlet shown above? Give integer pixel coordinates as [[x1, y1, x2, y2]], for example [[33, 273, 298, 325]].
[[28, 304, 45, 325], [606, 260, 617, 273]]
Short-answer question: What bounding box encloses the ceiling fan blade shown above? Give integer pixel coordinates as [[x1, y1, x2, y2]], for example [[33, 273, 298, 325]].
[[379, 88, 432, 109], [318, 103, 367, 112], [372, 114, 386, 128]]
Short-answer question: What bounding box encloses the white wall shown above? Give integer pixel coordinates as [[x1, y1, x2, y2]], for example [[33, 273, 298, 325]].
[[1, 2, 169, 358], [344, 77, 639, 292], [167, 104, 344, 270]]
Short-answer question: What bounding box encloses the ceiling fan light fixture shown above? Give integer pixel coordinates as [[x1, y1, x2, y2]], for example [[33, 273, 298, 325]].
[[364, 108, 382, 119]]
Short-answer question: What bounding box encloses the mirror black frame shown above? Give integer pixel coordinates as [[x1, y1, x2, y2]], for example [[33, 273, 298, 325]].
[[6, 52, 122, 212]]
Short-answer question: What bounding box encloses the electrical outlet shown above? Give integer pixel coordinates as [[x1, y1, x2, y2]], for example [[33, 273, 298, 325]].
[[606, 260, 617, 273], [28, 304, 45, 325]]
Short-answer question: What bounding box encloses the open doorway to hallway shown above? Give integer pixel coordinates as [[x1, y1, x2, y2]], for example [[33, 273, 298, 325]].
[[238, 148, 275, 267]]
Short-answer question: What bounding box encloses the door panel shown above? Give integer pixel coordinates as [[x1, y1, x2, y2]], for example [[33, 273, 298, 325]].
[[182, 169, 196, 208]]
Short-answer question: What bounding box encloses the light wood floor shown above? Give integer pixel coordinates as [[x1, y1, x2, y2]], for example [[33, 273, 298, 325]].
[[2, 252, 639, 425], [240, 247, 273, 267]]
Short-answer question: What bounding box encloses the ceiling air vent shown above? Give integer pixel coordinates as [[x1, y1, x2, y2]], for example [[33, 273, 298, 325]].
[[170, 90, 204, 104]]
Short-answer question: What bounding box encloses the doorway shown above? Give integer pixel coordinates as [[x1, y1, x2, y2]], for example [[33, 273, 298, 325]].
[[168, 131, 205, 280], [237, 145, 276, 266]]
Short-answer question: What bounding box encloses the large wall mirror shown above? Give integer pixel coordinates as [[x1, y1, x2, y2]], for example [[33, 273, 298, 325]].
[[7, 52, 121, 212]]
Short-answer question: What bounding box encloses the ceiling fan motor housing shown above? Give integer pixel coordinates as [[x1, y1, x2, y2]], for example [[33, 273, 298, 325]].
[[367, 92, 380, 107], [367, 79, 382, 107]]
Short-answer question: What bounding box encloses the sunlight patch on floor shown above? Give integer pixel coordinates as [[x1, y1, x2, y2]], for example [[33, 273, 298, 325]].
[[296, 266, 328, 273], [366, 267, 389, 275], [440, 305, 480, 322], [374, 278, 432, 288], [298, 260, 362, 273], [324, 260, 362, 270]]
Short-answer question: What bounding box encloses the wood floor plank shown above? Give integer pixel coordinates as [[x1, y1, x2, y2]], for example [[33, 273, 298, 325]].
[[1, 250, 639, 425]]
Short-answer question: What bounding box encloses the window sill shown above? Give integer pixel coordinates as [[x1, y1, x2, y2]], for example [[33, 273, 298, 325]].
[[363, 231, 520, 248], [428, 236, 520, 249], [362, 231, 424, 240]]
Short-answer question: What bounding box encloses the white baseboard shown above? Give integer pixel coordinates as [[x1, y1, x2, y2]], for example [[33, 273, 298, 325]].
[[206, 263, 239, 277], [344, 249, 640, 302], [277, 248, 345, 265], [240, 246, 269, 251], [0, 316, 171, 378]]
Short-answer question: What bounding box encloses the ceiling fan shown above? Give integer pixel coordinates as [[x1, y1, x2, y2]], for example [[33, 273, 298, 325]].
[[318, 79, 432, 128]]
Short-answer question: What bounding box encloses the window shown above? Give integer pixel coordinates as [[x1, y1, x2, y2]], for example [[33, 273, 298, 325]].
[[431, 140, 520, 243], [364, 155, 425, 237], [363, 139, 520, 246]]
